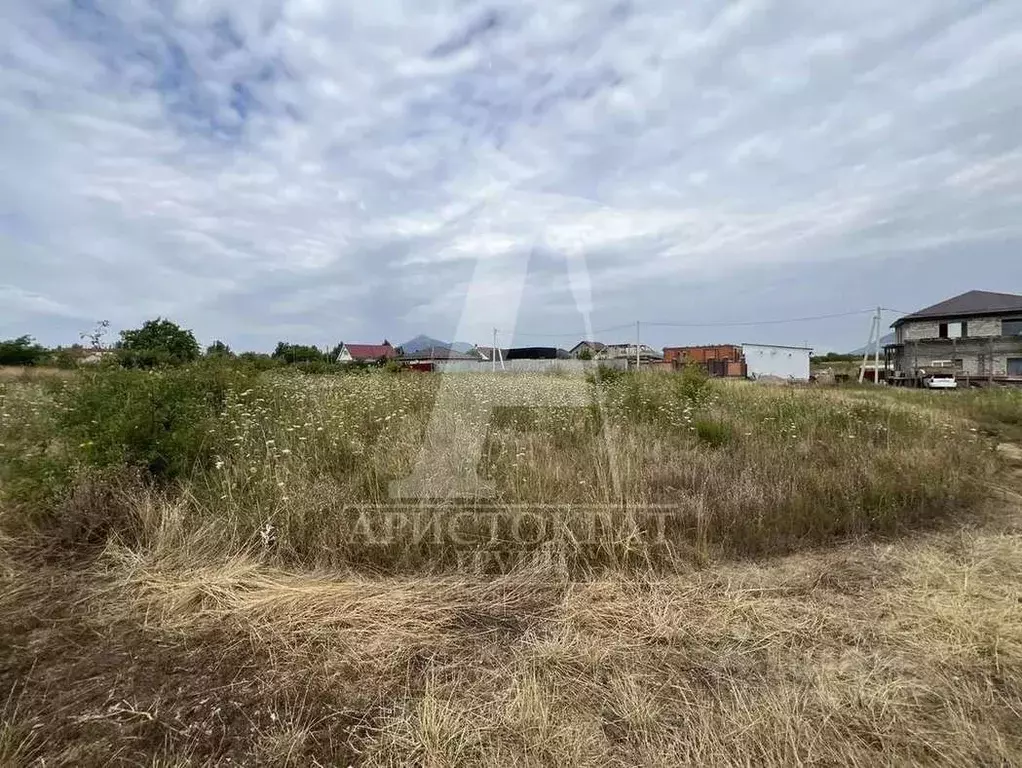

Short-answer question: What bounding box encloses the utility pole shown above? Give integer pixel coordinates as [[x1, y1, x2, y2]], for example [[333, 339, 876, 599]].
[[873, 306, 882, 385], [858, 313, 877, 384], [492, 328, 497, 373], [635, 321, 641, 370]]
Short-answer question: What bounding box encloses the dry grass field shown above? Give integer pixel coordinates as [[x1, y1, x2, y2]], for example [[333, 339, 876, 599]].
[[1, 366, 1021, 766]]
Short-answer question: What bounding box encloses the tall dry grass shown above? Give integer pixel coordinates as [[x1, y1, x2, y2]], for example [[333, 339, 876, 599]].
[[2, 368, 996, 570], [1, 367, 1020, 765], [3, 516, 1022, 765]]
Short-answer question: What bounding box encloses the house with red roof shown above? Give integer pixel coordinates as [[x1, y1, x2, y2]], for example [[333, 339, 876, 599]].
[[335, 340, 397, 364]]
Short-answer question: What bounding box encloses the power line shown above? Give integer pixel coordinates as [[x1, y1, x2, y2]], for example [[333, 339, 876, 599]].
[[498, 308, 903, 340], [642, 309, 876, 328], [494, 323, 635, 339]]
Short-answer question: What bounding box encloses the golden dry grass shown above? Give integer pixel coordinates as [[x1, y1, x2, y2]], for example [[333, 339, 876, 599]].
[[0, 365, 75, 380], [3, 497, 1022, 766], [1, 371, 1021, 765]]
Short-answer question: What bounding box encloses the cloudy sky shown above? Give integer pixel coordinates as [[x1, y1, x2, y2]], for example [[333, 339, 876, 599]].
[[3, 0, 1021, 353]]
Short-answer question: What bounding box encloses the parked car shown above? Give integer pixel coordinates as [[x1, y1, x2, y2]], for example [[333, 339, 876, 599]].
[[922, 371, 958, 390]]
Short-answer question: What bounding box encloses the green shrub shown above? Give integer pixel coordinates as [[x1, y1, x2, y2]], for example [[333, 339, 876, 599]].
[[52, 349, 80, 370], [115, 348, 178, 369], [116, 318, 200, 367], [0, 336, 47, 367], [57, 361, 257, 482], [206, 340, 234, 358], [676, 364, 711, 404], [586, 364, 627, 386], [272, 342, 326, 364], [236, 352, 284, 371], [694, 418, 733, 448]]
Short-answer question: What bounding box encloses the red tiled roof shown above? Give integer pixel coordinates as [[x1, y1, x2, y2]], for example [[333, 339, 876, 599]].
[[343, 343, 395, 360]]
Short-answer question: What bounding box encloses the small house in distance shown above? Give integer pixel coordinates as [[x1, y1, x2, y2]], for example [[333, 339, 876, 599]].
[[568, 341, 661, 365], [467, 345, 507, 362], [886, 290, 1022, 381], [597, 343, 663, 364], [568, 341, 607, 359], [336, 341, 397, 364], [742, 343, 812, 381]]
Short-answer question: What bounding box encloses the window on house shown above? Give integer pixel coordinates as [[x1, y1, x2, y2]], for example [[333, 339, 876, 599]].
[[939, 321, 967, 339], [1003, 319, 1022, 336]]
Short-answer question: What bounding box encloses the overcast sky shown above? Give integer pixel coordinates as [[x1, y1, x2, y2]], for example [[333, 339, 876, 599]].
[[3, 1, 1021, 354]]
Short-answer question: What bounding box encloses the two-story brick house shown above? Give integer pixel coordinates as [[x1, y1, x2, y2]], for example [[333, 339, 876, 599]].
[[886, 290, 1022, 380]]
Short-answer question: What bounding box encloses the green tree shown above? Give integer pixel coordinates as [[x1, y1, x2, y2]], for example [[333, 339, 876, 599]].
[[812, 352, 856, 364], [0, 335, 47, 366], [272, 342, 325, 364], [117, 318, 200, 368], [52, 344, 83, 370], [206, 340, 234, 358], [236, 351, 281, 371]]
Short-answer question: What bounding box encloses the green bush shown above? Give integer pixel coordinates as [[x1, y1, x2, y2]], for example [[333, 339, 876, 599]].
[[676, 364, 711, 404], [206, 340, 234, 358], [694, 418, 733, 448], [0, 336, 47, 366], [57, 361, 257, 482], [586, 364, 627, 386], [52, 348, 80, 370], [116, 318, 200, 367], [236, 352, 284, 371], [273, 342, 326, 364], [115, 348, 179, 369]]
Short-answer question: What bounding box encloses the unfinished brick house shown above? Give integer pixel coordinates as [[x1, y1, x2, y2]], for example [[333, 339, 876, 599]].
[[886, 290, 1022, 381]]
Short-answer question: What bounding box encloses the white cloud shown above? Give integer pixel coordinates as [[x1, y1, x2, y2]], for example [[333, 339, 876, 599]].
[[1, 0, 1021, 353]]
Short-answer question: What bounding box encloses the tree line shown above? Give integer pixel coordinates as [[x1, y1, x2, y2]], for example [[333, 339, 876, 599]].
[[0, 319, 372, 370]]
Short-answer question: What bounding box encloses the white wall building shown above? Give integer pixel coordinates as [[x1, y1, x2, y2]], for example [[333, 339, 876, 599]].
[[742, 343, 812, 381]]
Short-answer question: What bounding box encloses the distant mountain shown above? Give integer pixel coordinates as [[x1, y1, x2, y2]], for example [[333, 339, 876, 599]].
[[400, 335, 475, 354], [848, 332, 895, 356], [400, 335, 447, 353]]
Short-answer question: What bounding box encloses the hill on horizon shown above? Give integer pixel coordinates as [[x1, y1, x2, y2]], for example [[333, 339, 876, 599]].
[[400, 335, 474, 353]]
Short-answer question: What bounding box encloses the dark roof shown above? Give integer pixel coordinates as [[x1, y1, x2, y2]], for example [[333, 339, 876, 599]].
[[569, 340, 607, 353], [892, 290, 1022, 327], [504, 347, 571, 360]]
